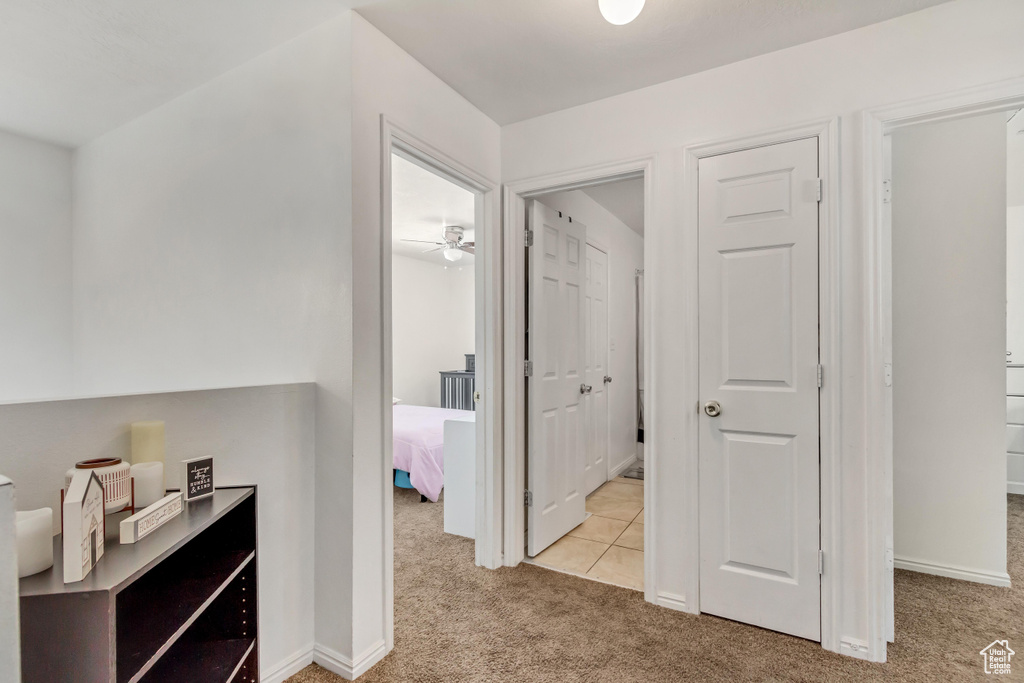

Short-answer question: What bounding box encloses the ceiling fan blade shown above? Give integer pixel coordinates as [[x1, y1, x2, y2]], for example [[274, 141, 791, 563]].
[[459, 245, 475, 255], [422, 247, 444, 253], [401, 239, 444, 245], [462, 241, 475, 248]]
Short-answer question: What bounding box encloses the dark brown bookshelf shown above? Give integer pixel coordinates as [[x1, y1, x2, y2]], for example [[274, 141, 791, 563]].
[[19, 487, 258, 683]]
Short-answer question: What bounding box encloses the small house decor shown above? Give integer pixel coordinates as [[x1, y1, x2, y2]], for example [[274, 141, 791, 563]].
[[62, 470, 105, 583]]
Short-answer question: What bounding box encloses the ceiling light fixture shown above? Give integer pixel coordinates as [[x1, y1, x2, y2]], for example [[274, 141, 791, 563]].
[[599, 0, 645, 25], [443, 246, 464, 262]]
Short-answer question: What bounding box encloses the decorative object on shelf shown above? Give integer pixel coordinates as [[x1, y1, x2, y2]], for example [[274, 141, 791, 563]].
[[120, 492, 183, 544], [15, 508, 53, 578], [62, 471, 104, 584], [130, 461, 164, 508], [64, 457, 131, 514], [181, 456, 214, 502], [131, 420, 166, 485]]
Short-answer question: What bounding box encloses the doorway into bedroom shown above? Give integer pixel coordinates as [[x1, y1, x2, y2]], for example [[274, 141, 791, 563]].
[[522, 176, 647, 591], [389, 150, 479, 546]]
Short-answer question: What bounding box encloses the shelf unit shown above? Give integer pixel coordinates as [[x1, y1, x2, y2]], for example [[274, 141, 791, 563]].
[[19, 487, 258, 683]]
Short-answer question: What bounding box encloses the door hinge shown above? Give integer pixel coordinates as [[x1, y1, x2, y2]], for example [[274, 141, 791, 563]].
[[525, 229, 534, 248], [816, 178, 823, 203], [817, 364, 823, 389], [818, 550, 825, 575], [882, 178, 892, 204], [524, 360, 533, 377], [525, 490, 533, 507]]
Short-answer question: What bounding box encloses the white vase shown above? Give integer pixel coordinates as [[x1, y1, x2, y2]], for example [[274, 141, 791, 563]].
[[65, 458, 132, 514], [16, 508, 53, 578]]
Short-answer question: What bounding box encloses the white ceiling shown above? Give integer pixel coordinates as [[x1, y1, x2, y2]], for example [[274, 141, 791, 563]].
[[583, 178, 644, 236], [0, 0, 375, 146], [357, 0, 952, 125], [391, 154, 476, 266]]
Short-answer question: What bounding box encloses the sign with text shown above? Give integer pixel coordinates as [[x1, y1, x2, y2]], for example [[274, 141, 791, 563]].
[[120, 492, 183, 544], [181, 456, 215, 502]]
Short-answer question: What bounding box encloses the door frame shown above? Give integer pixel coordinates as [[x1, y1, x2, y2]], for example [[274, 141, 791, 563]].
[[862, 76, 1024, 662], [380, 117, 504, 602], [503, 157, 655, 593], [682, 117, 841, 653]]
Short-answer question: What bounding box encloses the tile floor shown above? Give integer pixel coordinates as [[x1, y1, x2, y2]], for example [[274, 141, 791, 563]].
[[530, 476, 644, 590]]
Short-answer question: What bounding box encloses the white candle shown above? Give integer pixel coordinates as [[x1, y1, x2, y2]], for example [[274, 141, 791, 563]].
[[16, 508, 53, 578], [131, 462, 165, 509], [131, 421, 166, 485]]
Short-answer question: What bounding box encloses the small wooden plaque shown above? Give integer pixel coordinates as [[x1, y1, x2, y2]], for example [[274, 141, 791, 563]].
[[181, 456, 215, 502], [119, 492, 183, 544]]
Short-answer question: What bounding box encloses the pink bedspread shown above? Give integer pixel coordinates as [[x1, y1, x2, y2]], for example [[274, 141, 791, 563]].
[[393, 404, 473, 502]]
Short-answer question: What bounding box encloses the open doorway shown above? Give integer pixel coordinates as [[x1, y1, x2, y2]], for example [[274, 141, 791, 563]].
[[883, 106, 1023, 647], [518, 176, 647, 591]]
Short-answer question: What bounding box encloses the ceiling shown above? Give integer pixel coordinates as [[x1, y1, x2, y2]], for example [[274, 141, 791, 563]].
[[583, 178, 644, 236], [391, 154, 476, 266], [0, 0, 374, 146], [357, 0, 953, 125]]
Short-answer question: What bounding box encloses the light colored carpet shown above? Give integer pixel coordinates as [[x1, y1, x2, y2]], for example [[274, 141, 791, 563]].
[[288, 491, 1024, 682]]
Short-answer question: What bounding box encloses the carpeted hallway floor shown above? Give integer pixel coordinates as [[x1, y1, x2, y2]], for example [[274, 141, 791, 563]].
[[289, 491, 1024, 682]]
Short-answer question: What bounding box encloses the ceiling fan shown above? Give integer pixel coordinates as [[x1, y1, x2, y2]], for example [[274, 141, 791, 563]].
[[401, 225, 474, 262]]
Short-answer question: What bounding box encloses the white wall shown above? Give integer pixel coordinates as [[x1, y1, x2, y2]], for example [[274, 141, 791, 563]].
[[0, 384, 316, 678], [345, 11, 501, 670], [891, 113, 1008, 582], [535, 190, 643, 476], [0, 130, 73, 402], [501, 0, 1024, 658], [65, 16, 353, 679], [392, 256, 474, 408]]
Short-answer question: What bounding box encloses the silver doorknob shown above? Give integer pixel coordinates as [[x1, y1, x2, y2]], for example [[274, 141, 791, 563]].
[[580, 384, 593, 394], [603, 376, 613, 384], [704, 400, 722, 417]]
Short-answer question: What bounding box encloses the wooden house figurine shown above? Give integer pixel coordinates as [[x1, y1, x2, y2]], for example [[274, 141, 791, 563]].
[[63, 470, 105, 583]]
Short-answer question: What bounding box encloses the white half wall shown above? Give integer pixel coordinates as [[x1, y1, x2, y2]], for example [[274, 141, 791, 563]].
[[0, 384, 316, 676], [891, 113, 1008, 584], [535, 190, 643, 476], [392, 255, 475, 408], [0, 129, 73, 403], [501, 0, 1024, 657], [0, 477, 19, 681]]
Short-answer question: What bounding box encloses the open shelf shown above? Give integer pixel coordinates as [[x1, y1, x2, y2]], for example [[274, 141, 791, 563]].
[[139, 639, 254, 683]]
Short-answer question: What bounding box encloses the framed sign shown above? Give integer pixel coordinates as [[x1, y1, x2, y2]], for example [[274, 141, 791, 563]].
[[120, 492, 183, 544], [181, 456, 214, 501]]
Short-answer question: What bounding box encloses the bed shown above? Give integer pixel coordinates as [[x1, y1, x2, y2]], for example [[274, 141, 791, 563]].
[[393, 404, 474, 502]]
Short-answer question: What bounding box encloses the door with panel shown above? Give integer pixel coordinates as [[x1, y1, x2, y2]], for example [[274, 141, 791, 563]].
[[697, 137, 822, 641], [584, 243, 610, 496], [527, 201, 588, 556]]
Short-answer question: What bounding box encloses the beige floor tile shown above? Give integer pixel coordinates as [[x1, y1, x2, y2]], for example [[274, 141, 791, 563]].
[[590, 481, 644, 505], [613, 476, 644, 487], [532, 535, 609, 574], [568, 515, 630, 544], [614, 521, 644, 551], [585, 495, 643, 522], [587, 545, 644, 590]]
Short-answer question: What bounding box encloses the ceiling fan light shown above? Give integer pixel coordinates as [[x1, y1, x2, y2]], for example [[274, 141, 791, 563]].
[[443, 246, 463, 262], [599, 0, 645, 25]]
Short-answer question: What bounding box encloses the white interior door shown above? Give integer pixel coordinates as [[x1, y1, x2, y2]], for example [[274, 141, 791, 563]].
[[527, 201, 588, 556], [584, 243, 610, 495], [697, 137, 822, 641]]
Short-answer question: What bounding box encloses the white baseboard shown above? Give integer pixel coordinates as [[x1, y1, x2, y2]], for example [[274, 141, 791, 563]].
[[609, 453, 638, 479], [894, 556, 1011, 587], [1008, 481, 1024, 495], [314, 640, 388, 681], [262, 643, 315, 683], [654, 591, 689, 613]]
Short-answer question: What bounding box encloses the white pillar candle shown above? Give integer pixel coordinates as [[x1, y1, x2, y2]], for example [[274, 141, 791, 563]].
[[131, 462, 165, 509], [16, 508, 53, 578], [131, 421, 166, 485]]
